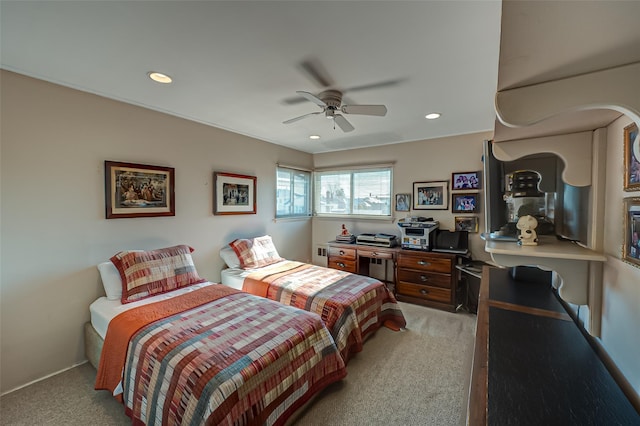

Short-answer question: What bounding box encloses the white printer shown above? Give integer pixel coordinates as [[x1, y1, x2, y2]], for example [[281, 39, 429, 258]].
[[397, 217, 439, 250]]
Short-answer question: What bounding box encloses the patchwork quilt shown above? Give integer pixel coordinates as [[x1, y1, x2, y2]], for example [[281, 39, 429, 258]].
[[243, 261, 407, 362], [95, 284, 346, 425]]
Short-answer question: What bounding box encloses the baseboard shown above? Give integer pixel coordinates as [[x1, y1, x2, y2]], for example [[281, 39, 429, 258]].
[[0, 360, 88, 397]]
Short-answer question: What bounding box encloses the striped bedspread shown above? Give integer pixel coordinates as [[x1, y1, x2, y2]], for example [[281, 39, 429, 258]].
[[243, 261, 407, 362], [95, 284, 346, 425]]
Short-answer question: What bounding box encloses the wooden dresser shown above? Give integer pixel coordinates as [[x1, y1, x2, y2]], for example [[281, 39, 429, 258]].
[[327, 245, 357, 273], [469, 266, 640, 425], [396, 250, 458, 312], [327, 242, 459, 312]]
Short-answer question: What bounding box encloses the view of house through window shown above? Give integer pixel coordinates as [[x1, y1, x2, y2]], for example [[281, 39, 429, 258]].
[[314, 167, 392, 217], [276, 166, 311, 218]]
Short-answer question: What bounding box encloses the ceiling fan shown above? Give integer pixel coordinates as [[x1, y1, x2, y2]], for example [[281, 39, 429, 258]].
[[282, 58, 404, 105], [282, 89, 387, 133]]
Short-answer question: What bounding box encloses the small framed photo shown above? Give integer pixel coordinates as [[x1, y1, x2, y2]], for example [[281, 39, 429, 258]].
[[623, 197, 640, 268], [623, 122, 640, 191], [455, 216, 479, 233], [105, 161, 175, 219], [214, 172, 256, 215], [452, 171, 481, 190], [413, 181, 448, 210], [395, 193, 411, 211], [452, 193, 479, 213]]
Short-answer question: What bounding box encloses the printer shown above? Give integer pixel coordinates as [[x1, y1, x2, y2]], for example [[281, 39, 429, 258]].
[[397, 217, 439, 250]]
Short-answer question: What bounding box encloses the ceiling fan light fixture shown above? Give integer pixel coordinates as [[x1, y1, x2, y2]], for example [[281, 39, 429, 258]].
[[148, 71, 173, 84], [283, 88, 385, 133], [425, 112, 441, 120]]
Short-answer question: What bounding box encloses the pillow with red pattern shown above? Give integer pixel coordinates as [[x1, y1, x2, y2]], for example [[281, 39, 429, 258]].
[[229, 235, 284, 269], [111, 244, 206, 304]]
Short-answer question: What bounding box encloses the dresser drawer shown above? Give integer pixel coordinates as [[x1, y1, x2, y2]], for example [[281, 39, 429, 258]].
[[397, 253, 452, 273], [328, 246, 356, 260], [327, 258, 357, 273], [396, 282, 451, 304], [397, 269, 451, 289], [356, 248, 394, 260]]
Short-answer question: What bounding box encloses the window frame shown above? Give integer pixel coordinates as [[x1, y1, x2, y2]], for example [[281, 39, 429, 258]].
[[313, 164, 393, 220], [275, 164, 312, 219]]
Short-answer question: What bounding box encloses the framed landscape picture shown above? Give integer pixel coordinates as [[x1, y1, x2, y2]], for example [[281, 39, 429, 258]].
[[213, 172, 256, 215], [413, 181, 448, 210], [105, 161, 175, 219]]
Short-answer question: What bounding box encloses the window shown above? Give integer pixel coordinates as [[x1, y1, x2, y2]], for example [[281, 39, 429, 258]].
[[314, 166, 392, 217], [276, 166, 311, 218]]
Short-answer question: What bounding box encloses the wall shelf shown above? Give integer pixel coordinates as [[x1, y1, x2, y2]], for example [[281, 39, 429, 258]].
[[485, 236, 606, 305]]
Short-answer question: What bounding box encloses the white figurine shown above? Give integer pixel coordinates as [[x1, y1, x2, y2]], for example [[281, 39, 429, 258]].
[[517, 215, 539, 246]]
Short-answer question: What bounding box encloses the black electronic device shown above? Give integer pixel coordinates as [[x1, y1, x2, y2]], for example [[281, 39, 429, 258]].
[[432, 230, 469, 255]]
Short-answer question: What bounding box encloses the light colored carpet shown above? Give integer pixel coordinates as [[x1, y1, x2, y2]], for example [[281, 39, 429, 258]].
[[294, 302, 477, 425], [0, 302, 476, 425]]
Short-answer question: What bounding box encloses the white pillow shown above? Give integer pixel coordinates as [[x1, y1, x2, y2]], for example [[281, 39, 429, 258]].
[[97, 261, 123, 300], [219, 246, 241, 268]]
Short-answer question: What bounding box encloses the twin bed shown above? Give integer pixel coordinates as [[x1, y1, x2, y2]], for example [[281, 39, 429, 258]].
[[88, 238, 406, 425], [219, 238, 406, 362]]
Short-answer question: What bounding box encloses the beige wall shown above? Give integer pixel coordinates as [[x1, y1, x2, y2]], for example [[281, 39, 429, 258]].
[[2, 70, 639, 401], [0, 71, 313, 393], [312, 133, 493, 264]]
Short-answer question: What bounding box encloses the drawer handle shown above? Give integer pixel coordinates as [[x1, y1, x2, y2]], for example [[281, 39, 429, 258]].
[[418, 260, 431, 266], [420, 289, 429, 295], [337, 262, 346, 268], [339, 250, 345, 255], [420, 275, 429, 282]]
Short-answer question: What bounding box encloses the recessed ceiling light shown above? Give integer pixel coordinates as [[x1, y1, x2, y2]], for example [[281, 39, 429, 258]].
[[425, 112, 441, 120], [147, 72, 173, 84], [309, 135, 321, 140]]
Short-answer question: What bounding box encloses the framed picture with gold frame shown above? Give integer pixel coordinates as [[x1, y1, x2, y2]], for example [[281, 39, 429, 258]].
[[623, 122, 640, 191], [455, 216, 479, 233], [623, 197, 640, 268], [104, 161, 175, 219]]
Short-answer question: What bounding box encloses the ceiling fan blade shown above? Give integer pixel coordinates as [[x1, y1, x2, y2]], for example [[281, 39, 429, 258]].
[[296, 91, 327, 108], [299, 58, 334, 88], [282, 95, 308, 105], [341, 104, 388, 116], [334, 114, 355, 133], [283, 111, 322, 124], [342, 77, 406, 94]]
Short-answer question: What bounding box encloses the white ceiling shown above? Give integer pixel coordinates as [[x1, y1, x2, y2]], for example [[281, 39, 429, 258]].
[[3, 2, 639, 153], [0, 1, 502, 154]]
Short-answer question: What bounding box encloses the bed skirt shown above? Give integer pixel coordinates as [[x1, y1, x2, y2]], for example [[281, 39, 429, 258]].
[[84, 322, 103, 370]]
